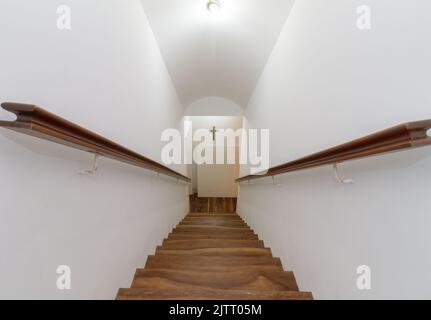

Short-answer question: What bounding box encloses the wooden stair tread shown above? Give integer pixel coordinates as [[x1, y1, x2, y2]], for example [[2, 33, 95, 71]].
[[116, 288, 313, 300], [145, 255, 283, 271], [187, 213, 238, 216], [175, 224, 252, 230], [161, 239, 264, 249], [131, 269, 299, 291], [173, 226, 255, 234], [167, 233, 259, 240], [183, 216, 243, 220], [180, 221, 248, 227], [182, 217, 244, 221], [184, 216, 242, 220], [186, 215, 238, 219], [156, 247, 272, 257], [171, 231, 256, 236], [171, 231, 256, 237]]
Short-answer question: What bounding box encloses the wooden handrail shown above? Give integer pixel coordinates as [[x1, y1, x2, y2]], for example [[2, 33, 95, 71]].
[[237, 119, 431, 183], [0, 102, 191, 182]]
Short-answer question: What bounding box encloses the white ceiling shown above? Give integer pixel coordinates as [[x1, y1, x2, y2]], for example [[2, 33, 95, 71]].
[[141, 0, 295, 107]]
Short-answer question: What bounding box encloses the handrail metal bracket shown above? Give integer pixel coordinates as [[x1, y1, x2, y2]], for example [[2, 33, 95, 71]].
[[79, 154, 99, 175], [333, 163, 354, 184], [272, 175, 281, 187]]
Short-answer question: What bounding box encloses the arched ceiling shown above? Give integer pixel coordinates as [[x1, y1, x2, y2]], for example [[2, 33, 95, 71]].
[[141, 0, 295, 107]]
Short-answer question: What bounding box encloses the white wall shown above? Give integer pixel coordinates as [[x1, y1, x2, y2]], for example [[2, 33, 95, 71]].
[[238, 0, 431, 299], [0, 0, 189, 299], [185, 97, 244, 116]]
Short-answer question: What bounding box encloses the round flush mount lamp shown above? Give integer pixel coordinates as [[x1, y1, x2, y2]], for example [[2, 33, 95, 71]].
[[427, 128, 431, 137], [207, 0, 221, 13]]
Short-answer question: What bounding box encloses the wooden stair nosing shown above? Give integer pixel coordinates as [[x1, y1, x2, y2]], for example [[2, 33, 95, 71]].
[[182, 218, 245, 222], [116, 288, 313, 300], [179, 221, 248, 227], [187, 213, 238, 217], [131, 269, 299, 292], [175, 224, 252, 230], [167, 233, 259, 240], [184, 216, 243, 220], [155, 247, 273, 257], [161, 239, 265, 249], [145, 255, 284, 270], [172, 227, 255, 234]]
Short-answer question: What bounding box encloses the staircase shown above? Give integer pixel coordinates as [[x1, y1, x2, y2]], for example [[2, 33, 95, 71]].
[[116, 212, 313, 300]]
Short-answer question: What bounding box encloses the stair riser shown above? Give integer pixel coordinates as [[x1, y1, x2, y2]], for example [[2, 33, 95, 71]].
[[179, 222, 248, 227], [145, 256, 284, 271], [182, 218, 244, 221], [161, 240, 265, 250], [155, 248, 272, 257], [167, 233, 259, 240], [176, 225, 252, 230], [172, 228, 255, 234], [117, 289, 313, 300], [145, 265, 283, 272], [131, 270, 299, 291], [186, 214, 240, 218]]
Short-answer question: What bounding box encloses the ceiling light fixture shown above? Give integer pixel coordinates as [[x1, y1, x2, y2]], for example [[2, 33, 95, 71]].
[[207, 0, 221, 13]]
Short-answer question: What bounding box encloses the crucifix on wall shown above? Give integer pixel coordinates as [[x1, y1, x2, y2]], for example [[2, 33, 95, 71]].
[[210, 126, 218, 141]]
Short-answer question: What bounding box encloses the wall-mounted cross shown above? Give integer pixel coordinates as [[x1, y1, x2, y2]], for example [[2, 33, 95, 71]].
[[210, 126, 218, 141]]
